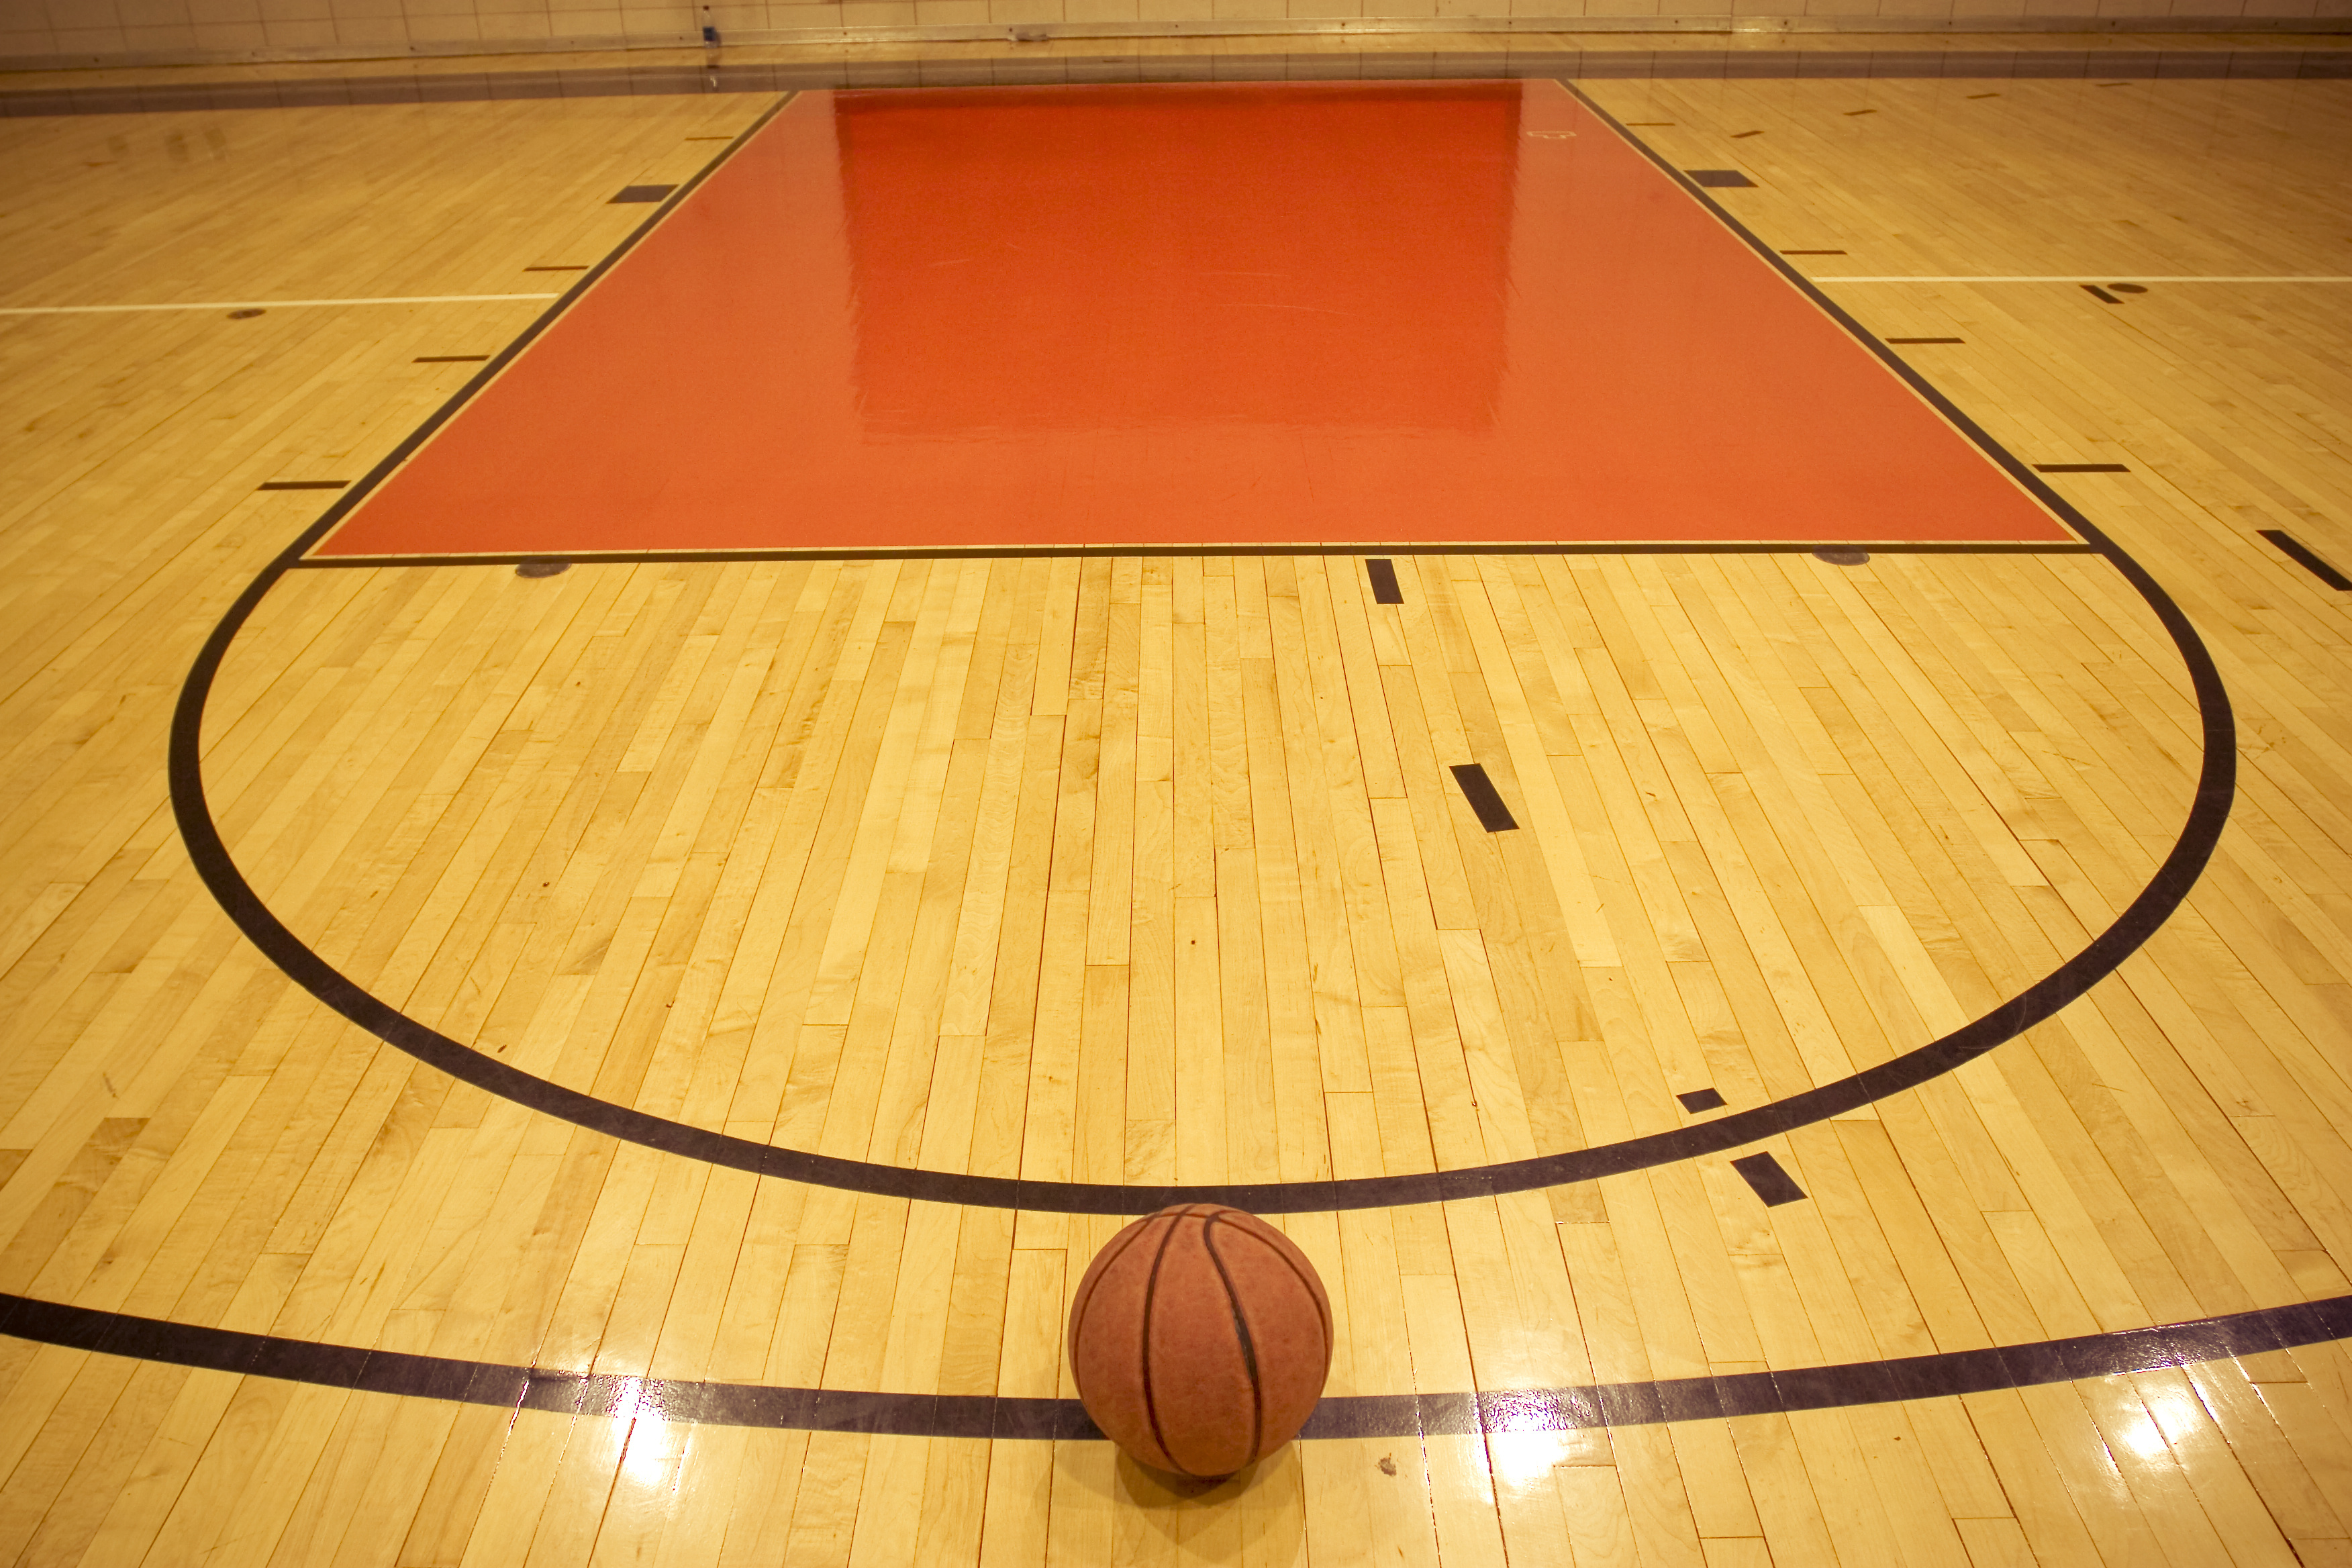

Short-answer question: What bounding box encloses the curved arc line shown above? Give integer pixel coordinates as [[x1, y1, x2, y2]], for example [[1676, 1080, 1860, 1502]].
[[1, 1289, 2343, 1440], [168, 80, 2237, 1218]]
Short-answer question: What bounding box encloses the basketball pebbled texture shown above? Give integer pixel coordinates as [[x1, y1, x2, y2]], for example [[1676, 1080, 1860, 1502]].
[[1067, 1204, 1334, 1478]]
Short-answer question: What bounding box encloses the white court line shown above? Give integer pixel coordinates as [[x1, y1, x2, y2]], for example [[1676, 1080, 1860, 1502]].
[[0, 293, 562, 316], [1814, 275, 2352, 284]]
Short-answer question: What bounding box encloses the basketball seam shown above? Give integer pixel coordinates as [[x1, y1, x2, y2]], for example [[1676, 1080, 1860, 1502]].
[[1069, 1214, 1157, 1361], [1201, 1215, 1265, 1469], [1138, 1214, 1184, 1473], [1230, 1222, 1333, 1365]]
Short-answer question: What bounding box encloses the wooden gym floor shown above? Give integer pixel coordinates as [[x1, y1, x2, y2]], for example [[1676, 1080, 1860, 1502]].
[[1, 43, 2351, 1567]]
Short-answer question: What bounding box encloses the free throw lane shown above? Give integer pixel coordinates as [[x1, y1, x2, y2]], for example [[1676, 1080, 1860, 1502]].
[[313, 81, 2077, 558]]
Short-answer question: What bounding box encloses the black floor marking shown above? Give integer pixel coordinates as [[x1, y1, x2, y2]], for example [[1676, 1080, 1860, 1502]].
[[3, 1289, 2345, 1440], [1686, 169, 1754, 188], [9, 52, 2347, 119], [2036, 462, 2130, 474], [1449, 765, 1519, 832], [227, 307, 264, 319], [256, 480, 347, 491], [611, 184, 678, 203], [2111, 283, 2148, 295], [1780, 248, 1844, 255], [167, 81, 2235, 1224], [415, 354, 491, 364], [2084, 285, 2122, 303], [2259, 530, 2352, 591], [523, 264, 589, 273], [1844, 108, 1877, 115], [1732, 130, 1763, 138], [516, 558, 571, 579], [1814, 548, 1870, 566], [1731, 1152, 1807, 1206], [1888, 337, 1964, 345], [1676, 1088, 1726, 1113], [1365, 558, 1403, 603]]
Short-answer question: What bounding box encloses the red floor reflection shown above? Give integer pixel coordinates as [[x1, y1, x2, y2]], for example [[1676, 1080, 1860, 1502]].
[[317, 81, 2072, 556]]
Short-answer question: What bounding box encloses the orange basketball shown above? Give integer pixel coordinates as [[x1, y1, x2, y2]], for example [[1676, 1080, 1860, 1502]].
[[1068, 1204, 1334, 1478]]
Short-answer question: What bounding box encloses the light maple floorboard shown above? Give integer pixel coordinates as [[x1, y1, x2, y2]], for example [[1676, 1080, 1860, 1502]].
[[0, 62, 2347, 1568]]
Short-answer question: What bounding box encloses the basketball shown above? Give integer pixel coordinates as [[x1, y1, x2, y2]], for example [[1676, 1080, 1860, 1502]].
[[1068, 1204, 1334, 1478]]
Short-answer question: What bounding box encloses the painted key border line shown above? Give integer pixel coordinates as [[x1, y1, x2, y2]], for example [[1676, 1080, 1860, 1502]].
[[293, 540, 2098, 568], [161, 78, 2237, 1219], [0, 293, 562, 315], [5, 277, 2342, 319], [1814, 275, 2352, 283], [3, 1287, 2344, 1440]]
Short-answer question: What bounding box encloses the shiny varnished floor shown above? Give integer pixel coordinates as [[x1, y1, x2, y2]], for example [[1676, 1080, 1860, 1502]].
[[0, 57, 2349, 1567]]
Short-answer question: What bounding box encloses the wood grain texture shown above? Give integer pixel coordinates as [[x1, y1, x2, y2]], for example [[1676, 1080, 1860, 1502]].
[[0, 64, 2346, 1567]]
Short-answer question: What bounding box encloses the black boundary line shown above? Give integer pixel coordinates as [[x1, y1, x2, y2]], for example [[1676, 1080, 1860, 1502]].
[[292, 540, 2096, 569], [9, 51, 2352, 122], [161, 79, 2235, 1224], [4, 1287, 2347, 1440]]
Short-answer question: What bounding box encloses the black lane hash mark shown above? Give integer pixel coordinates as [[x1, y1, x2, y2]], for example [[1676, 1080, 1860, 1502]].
[[2084, 285, 2123, 303], [516, 558, 572, 579], [1967, 92, 2001, 99], [1814, 548, 1870, 566], [1732, 1153, 1806, 1206], [1450, 765, 1519, 832], [1365, 558, 1403, 604], [165, 83, 2236, 1222], [2259, 530, 2352, 591], [2036, 462, 2129, 474], [2111, 283, 2148, 295], [257, 481, 348, 491], [415, 355, 491, 364], [1732, 130, 1763, 138], [227, 307, 264, 319], [611, 184, 678, 203], [15, 1287, 2345, 1439], [1888, 337, 1964, 345], [1677, 1089, 1727, 1113], [1687, 169, 1755, 188], [1844, 108, 1877, 116]]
